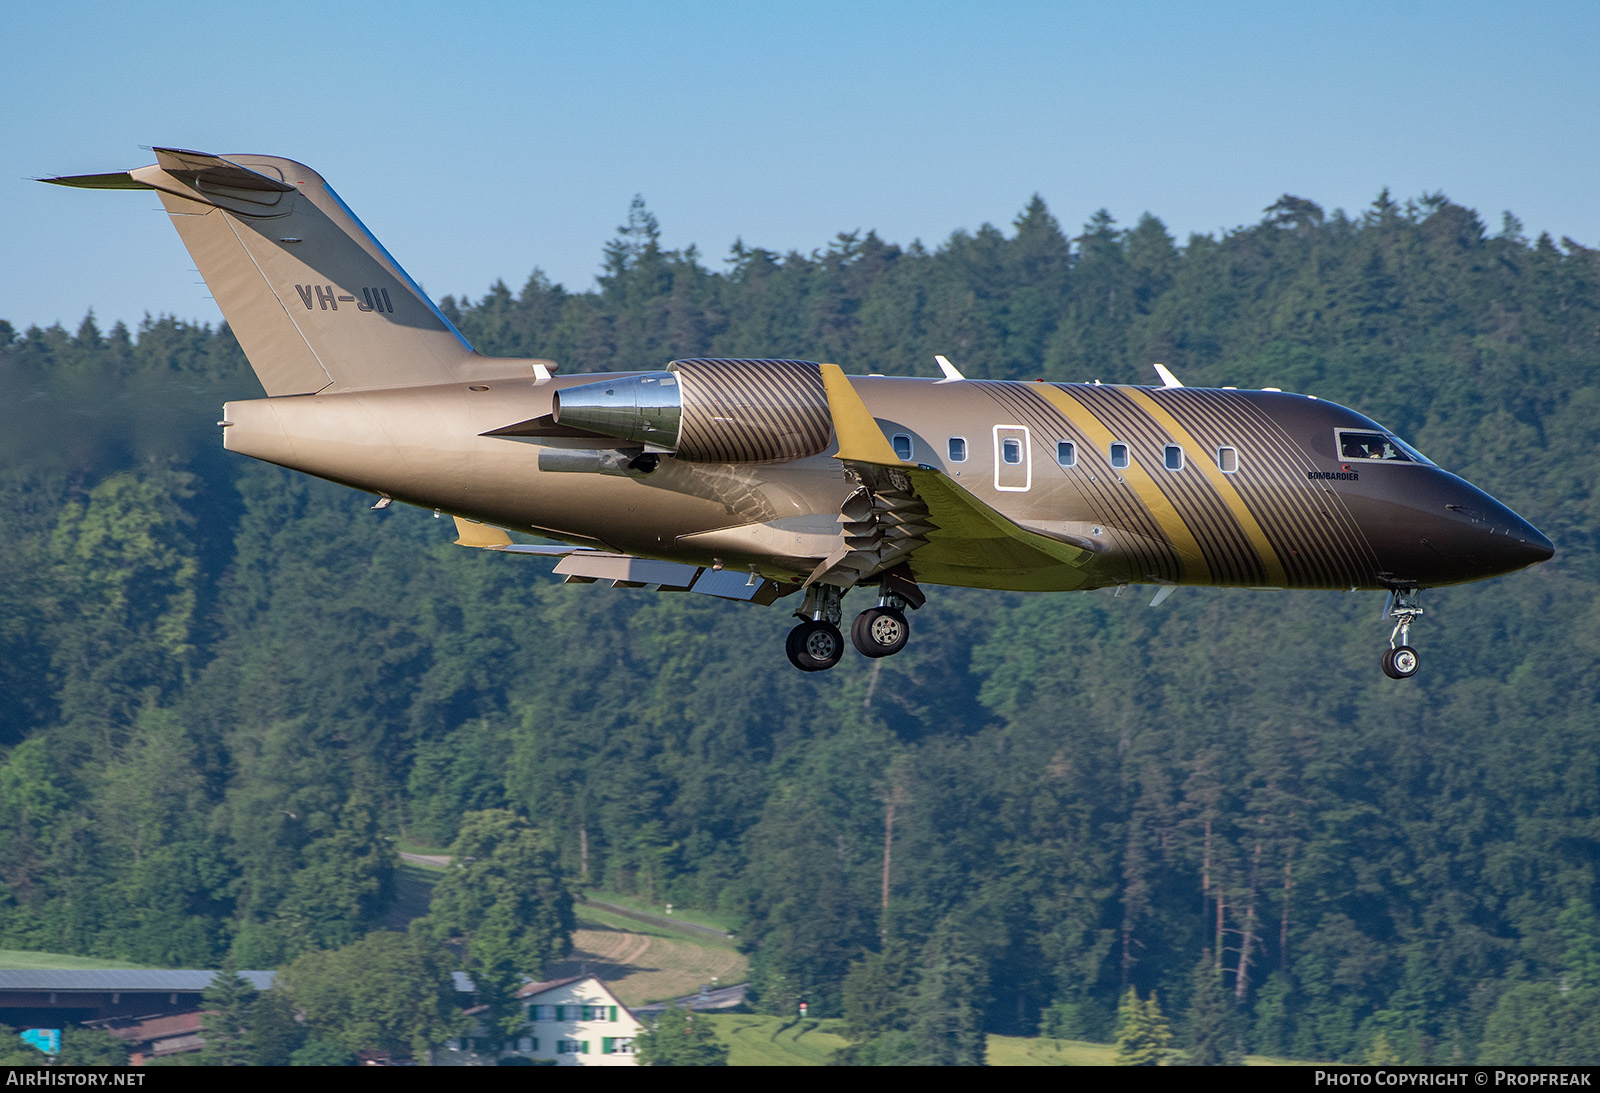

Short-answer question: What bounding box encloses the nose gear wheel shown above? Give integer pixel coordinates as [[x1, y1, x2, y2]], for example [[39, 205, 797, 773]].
[[1380, 588, 1423, 679], [1382, 645, 1420, 679]]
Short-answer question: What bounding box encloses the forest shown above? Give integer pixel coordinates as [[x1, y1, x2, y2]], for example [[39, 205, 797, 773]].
[[1, 188, 1597, 1064]]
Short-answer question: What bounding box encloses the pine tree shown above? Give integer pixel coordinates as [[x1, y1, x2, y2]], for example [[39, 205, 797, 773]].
[[200, 959, 257, 1065], [1115, 988, 1172, 1066], [1184, 952, 1240, 1065]]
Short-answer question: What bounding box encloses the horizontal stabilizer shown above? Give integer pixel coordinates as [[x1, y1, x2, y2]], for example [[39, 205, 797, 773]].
[[38, 171, 149, 190]]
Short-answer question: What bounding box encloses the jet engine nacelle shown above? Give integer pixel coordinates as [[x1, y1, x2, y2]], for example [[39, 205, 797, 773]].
[[552, 358, 833, 463]]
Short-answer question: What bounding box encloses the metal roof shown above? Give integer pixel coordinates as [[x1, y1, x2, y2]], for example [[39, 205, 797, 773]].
[[0, 970, 275, 992]]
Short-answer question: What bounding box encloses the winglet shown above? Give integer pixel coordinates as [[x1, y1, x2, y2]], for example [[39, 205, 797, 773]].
[[934, 354, 965, 381], [1153, 363, 1184, 388], [819, 364, 901, 464], [453, 516, 514, 549]]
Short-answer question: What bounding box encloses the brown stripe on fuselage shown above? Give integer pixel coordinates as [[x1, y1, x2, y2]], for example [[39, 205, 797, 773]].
[[1144, 388, 1337, 586], [1148, 388, 1382, 588]]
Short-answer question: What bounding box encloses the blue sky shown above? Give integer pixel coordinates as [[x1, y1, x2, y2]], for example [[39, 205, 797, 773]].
[[7, 0, 1598, 333]]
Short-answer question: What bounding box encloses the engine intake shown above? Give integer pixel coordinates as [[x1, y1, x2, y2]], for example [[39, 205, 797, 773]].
[[552, 358, 832, 464]]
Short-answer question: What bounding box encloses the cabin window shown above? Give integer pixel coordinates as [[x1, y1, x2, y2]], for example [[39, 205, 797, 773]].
[[893, 434, 913, 461], [1056, 440, 1077, 467], [994, 425, 1031, 492], [1164, 444, 1184, 471], [948, 436, 967, 462], [1109, 443, 1130, 469], [1217, 446, 1239, 473]]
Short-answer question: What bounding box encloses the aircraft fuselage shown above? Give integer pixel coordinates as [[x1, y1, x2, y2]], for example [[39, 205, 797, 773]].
[[222, 371, 1552, 594], [50, 147, 1553, 676]]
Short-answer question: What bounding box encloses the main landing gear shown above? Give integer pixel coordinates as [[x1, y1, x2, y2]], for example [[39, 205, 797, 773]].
[[785, 581, 918, 671], [852, 605, 910, 658], [1381, 588, 1423, 680], [787, 585, 846, 672]]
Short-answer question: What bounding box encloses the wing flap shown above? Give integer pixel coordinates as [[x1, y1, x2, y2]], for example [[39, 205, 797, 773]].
[[450, 518, 791, 603]]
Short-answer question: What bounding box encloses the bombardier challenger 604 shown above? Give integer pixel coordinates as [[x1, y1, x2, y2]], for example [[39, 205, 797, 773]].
[[44, 148, 1554, 676]]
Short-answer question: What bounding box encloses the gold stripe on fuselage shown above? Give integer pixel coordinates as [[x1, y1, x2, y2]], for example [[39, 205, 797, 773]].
[[1030, 384, 1215, 584], [974, 382, 1176, 582], [1120, 386, 1290, 587]]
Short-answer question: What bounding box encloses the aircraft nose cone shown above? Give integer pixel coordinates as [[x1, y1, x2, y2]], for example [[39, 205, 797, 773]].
[[1501, 513, 1554, 567], [1466, 494, 1554, 574]]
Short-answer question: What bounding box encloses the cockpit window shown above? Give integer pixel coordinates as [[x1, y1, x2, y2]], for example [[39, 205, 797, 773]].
[[1389, 436, 1433, 465], [1336, 429, 1432, 465]]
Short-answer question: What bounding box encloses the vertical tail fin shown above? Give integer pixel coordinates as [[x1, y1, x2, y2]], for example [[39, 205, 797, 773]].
[[44, 148, 486, 395]]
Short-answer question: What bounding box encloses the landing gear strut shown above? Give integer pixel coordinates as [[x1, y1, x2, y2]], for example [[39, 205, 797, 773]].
[[1381, 588, 1423, 679], [787, 585, 845, 672]]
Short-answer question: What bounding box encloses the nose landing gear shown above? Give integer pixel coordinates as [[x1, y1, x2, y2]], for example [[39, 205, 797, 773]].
[[1381, 588, 1423, 679]]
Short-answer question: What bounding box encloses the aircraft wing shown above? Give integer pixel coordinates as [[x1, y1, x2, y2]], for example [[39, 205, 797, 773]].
[[811, 365, 1098, 590], [450, 517, 792, 603]]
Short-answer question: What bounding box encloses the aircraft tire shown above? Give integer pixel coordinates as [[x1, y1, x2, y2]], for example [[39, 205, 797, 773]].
[[787, 620, 844, 672], [1382, 646, 1420, 679], [851, 606, 910, 658]]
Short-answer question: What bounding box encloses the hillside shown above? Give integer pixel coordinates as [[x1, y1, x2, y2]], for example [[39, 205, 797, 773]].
[[1, 191, 1595, 1063]]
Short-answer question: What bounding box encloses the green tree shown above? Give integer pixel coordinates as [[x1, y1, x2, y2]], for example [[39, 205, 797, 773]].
[[0, 1032, 46, 1066], [200, 959, 257, 1065], [420, 809, 574, 1034], [909, 919, 988, 1065], [56, 1027, 131, 1066], [291, 1037, 354, 1066], [49, 470, 197, 744], [279, 930, 464, 1062], [1367, 1030, 1400, 1065], [1115, 988, 1172, 1066], [247, 989, 306, 1066], [1558, 899, 1600, 990], [636, 1005, 729, 1066], [1184, 953, 1240, 1065]]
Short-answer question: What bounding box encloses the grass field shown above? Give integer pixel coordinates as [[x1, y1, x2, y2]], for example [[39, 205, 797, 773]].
[[582, 888, 743, 935], [695, 1021, 1313, 1066], [701, 1014, 852, 1065], [546, 904, 747, 1006], [987, 1034, 1118, 1065], [0, 950, 157, 971]]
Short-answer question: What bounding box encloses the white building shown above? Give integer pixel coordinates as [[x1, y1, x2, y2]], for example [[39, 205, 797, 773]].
[[512, 975, 642, 1066]]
